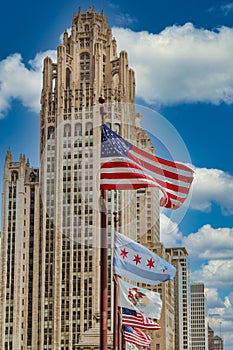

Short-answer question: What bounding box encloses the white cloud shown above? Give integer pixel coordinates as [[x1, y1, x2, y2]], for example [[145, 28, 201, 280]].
[[208, 300, 233, 349], [205, 288, 224, 308], [191, 259, 233, 289], [160, 213, 183, 246], [183, 224, 233, 260], [221, 3, 233, 16], [227, 291, 233, 305], [108, 2, 137, 26], [0, 50, 56, 118], [113, 24, 233, 105], [190, 167, 233, 215]]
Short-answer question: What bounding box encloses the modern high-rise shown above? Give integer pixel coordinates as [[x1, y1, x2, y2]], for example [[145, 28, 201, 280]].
[[145, 242, 175, 350], [0, 7, 167, 350], [166, 247, 191, 350], [190, 283, 208, 350]]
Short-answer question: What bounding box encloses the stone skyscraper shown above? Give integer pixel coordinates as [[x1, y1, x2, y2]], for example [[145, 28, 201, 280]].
[[0, 151, 40, 349], [39, 6, 138, 349], [0, 7, 163, 350]]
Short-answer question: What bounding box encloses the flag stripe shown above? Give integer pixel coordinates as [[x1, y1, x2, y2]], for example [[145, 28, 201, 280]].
[[131, 143, 193, 173], [101, 182, 158, 190], [101, 168, 190, 194], [101, 157, 190, 188], [113, 257, 171, 284], [101, 160, 191, 189], [129, 149, 193, 183]]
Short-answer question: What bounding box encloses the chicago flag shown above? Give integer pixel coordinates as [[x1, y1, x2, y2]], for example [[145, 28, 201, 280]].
[[113, 232, 176, 285]]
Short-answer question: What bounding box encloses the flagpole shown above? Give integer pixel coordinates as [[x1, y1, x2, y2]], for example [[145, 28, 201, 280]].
[[113, 211, 120, 350], [100, 97, 108, 350]]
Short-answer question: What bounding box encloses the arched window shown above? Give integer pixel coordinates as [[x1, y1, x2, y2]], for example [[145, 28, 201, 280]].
[[85, 122, 93, 135], [63, 124, 71, 137], [48, 126, 55, 139], [75, 123, 82, 137], [11, 171, 18, 183], [113, 123, 120, 134], [29, 171, 37, 182]]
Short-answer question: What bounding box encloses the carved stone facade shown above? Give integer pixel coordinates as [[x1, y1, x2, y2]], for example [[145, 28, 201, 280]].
[[39, 7, 138, 349], [0, 150, 40, 349]]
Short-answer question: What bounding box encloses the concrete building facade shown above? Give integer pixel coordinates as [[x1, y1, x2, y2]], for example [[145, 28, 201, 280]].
[[190, 283, 208, 350], [166, 247, 191, 350], [147, 243, 175, 350]]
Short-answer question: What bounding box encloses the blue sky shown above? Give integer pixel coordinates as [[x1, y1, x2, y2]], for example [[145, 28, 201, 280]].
[[1, 0, 233, 348]]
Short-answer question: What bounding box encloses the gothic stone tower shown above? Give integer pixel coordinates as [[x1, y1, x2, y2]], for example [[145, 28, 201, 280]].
[[39, 7, 138, 350]]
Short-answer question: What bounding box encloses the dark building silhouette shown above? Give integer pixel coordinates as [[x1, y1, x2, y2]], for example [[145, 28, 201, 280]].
[[208, 326, 224, 350]]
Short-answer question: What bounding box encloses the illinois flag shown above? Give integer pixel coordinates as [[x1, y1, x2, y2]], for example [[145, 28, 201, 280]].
[[101, 123, 194, 209], [113, 232, 176, 285], [118, 278, 162, 319], [125, 342, 139, 350]]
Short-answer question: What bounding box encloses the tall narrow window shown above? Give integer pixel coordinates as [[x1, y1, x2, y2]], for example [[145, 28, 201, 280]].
[[66, 68, 71, 89], [80, 53, 90, 81]]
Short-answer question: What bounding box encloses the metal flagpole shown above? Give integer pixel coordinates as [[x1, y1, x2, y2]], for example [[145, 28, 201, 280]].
[[113, 212, 120, 350], [99, 97, 108, 350], [100, 189, 108, 350]]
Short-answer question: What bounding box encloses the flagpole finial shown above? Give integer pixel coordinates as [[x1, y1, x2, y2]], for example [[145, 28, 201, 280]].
[[99, 96, 107, 124]]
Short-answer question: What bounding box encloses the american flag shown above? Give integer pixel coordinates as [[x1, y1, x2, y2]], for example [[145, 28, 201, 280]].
[[122, 308, 161, 330], [101, 124, 194, 209], [123, 326, 152, 348]]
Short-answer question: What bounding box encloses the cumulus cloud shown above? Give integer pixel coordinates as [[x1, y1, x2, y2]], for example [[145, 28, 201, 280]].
[[160, 213, 183, 246], [208, 299, 233, 349], [0, 50, 56, 118], [190, 167, 233, 215], [191, 259, 233, 289], [205, 288, 224, 308], [220, 3, 233, 16], [183, 224, 233, 260], [108, 2, 137, 26], [113, 24, 233, 105]]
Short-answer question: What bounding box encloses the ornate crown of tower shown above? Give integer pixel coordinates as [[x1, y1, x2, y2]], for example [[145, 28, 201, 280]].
[[40, 6, 135, 132]]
